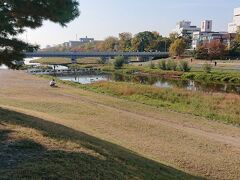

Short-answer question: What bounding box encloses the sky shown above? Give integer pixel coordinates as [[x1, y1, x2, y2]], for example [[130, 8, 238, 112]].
[[18, 0, 240, 48]]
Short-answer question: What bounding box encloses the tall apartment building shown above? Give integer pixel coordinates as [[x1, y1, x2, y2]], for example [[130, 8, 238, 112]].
[[201, 20, 213, 32], [228, 7, 240, 33]]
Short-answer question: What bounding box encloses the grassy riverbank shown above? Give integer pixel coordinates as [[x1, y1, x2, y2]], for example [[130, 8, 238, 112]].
[[105, 66, 240, 84], [31, 57, 240, 84], [30, 57, 99, 65], [182, 72, 240, 84], [58, 80, 240, 126], [1, 70, 240, 179]]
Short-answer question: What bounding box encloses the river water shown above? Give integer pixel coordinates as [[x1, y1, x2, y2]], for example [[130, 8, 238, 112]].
[[57, 73, 240, 95]]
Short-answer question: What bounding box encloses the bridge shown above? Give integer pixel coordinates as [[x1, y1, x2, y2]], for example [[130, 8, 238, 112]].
[[25, 51, 169, 64]]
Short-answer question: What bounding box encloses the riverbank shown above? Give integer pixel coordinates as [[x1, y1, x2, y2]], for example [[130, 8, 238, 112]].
[[182, 71, 240, 84], [30, 57, 240, 84], [57, 79, 240, 126], [30, 57, 99, 65], [1, 70, 240, 179]]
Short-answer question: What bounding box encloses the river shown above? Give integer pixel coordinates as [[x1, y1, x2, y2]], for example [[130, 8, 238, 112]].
[[57, 73, 240, 95]]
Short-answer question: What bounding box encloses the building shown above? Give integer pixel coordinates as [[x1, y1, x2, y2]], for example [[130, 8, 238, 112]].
[[191, 19, 235, 49], [201, 20, 213, 32], [79, 36, 94, 43], [63, 36, 95, 48], [228, 7, 240, 33], [174, 20, 201, 37], [192, 31, 230, 49]]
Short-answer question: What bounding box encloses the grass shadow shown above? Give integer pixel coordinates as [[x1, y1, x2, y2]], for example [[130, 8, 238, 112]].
[[0, 107, 204, 179]]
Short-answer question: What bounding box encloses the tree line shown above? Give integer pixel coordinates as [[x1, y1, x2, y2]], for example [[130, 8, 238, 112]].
[[44, 29, 240, 60], [45, 31, 180, 53]]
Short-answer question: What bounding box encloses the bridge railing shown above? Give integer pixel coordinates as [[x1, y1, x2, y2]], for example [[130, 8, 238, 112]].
[[25, 51, 169, 58]]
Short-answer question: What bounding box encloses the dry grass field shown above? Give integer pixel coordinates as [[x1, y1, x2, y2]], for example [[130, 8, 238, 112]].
[[0, 70, 240, 179]]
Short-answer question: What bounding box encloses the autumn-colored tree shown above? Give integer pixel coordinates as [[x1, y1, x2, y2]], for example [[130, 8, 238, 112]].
[[119, 32, 132, 51], [207, 40, 226, 60], [194, 42, 208, 59], [99, 37, 119, 51], [169, 38, 187, 57], [169, 32, 179, 43]]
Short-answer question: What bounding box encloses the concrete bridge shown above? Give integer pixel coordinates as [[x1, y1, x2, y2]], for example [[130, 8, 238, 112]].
[[25, 51, 169, 64]]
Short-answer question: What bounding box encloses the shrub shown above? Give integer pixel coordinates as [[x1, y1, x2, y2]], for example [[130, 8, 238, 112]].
[[179, 61, 191, 72], [97, 57, 107, 64], [149, 62, 155, 69], [114, 56, 125, 69], [202, 63, 212, 73], [158, 60, 167, 70], [166, 60, 177, 71]]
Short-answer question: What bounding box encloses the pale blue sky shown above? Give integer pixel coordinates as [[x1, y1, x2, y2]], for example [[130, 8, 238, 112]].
[[19, 0, 240, 48]]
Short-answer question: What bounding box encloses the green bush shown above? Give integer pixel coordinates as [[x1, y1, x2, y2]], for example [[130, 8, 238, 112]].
[[149, 62, 155, 69], [114, 56, 125, 69], [166, 60, 177, 71], [179, 61, 191, 72], [202, 63, 212, 73], [97, 57, 107, 64], [158, 60, 167, 70]]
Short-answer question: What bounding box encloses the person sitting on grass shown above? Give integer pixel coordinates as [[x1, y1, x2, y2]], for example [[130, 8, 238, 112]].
[[50, 79, 56, 87]]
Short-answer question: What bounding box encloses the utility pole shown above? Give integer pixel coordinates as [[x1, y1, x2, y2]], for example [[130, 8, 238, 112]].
[[165, 39, 167, 52]]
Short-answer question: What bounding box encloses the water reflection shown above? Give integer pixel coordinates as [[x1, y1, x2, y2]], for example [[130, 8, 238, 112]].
[[58, 74, 111, 84], [57, 73, 240, 95]]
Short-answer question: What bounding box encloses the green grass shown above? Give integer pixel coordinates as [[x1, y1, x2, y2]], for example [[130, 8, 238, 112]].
[[0, 108, 201, 179], [30, 57, 99, 65], [53, 79, 240, 126], [182, 72, 240, 84], [30, 58, 71, 64], [102, 65, 183, 78]]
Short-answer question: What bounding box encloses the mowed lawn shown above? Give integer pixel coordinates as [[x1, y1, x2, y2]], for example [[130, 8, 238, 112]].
[[0, 70, 240, 179]]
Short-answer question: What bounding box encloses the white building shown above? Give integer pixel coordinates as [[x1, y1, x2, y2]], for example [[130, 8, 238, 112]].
[[62, 36, 95, 48], [174, 20, 201, 37], [228, 7, 240, 33], [201, 20, 213, 32]]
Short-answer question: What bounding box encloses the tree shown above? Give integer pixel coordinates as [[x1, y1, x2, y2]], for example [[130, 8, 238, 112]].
[[229, 27, 240, 57], [235, 27, 240, 42], [0, 0, 79, 68], [99, 37, 119, 51], [208, 40, 226, 60], [114, 56, 125, 69], [150, 37, 171, 52], [229, 41, 240, 57], [169, 38, 187, 57], [169, 32, 179, 43], [194, 43, 208, 59], [119, 32, 132, 51], [131, 31, 157, 52]]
